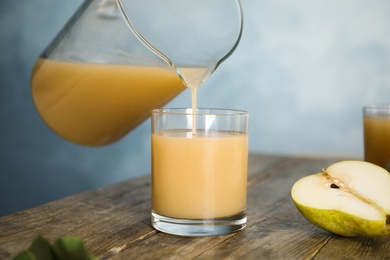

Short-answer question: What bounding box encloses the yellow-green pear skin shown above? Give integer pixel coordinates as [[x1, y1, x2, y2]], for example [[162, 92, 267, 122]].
[[291, 160, 390, 237], [293, 200, 390, 237]]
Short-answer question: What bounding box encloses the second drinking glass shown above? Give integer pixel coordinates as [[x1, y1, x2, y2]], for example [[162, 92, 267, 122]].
[[363, 104, 390, 170]]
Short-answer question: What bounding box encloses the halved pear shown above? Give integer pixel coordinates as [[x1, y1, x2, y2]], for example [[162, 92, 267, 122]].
[[291, 160, 390, 237]]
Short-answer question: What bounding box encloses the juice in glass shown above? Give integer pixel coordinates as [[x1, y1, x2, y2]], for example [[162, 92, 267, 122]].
[[363, 107, 390, 169], [152, 130, 248, 219]]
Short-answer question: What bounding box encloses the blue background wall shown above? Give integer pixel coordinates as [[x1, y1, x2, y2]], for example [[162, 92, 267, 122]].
[[1, 0, 390, 216]]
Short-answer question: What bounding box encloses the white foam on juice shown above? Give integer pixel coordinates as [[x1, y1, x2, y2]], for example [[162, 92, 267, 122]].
[[158, 129, 245, 139]]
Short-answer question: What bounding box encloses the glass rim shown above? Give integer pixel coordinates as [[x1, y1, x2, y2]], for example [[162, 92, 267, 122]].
[[152, 108, 248, 116], [363, 104, 390, 116], [363, 104, 390, 109], [363, 104, 390, 111]]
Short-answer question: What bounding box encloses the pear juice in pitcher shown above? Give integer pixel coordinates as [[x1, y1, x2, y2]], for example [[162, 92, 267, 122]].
[[31, 58, 185, 146]]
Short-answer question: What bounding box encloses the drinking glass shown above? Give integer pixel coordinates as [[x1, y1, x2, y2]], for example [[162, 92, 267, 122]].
[[151, 108, 248, 236], [363, 104, 390, 170]]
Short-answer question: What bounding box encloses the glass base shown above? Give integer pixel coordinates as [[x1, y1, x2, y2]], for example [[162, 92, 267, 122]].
[[151, 210, 247, 237]]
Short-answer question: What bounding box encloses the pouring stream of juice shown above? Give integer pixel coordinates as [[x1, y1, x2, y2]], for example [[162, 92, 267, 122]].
[[177, 67, 212, 136]]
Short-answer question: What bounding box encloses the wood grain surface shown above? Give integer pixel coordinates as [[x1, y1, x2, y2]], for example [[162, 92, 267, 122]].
[[1, 154, 389, 259]]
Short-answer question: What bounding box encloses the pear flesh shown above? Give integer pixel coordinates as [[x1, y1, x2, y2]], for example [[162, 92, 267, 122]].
[[291, 160, 390, 237]]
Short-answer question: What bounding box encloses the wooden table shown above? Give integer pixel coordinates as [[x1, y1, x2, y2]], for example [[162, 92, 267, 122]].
[[1, 154, 389, 259]]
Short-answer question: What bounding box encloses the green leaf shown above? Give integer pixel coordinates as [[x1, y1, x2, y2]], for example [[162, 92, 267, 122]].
[[13, 236, 96, 260], [13, 236, 54, 260], [13, 251, 38, 260], [52, 237, 96, 260]]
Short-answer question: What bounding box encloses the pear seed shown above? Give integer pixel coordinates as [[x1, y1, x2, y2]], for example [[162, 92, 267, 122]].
[[330, 183, 340, 189]]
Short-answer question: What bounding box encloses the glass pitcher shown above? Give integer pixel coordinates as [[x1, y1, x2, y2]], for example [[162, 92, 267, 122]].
[[31, 0, 243, 146]]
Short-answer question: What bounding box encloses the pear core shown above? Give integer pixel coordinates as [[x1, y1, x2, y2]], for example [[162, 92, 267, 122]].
[[291, 160, 390, 237]]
